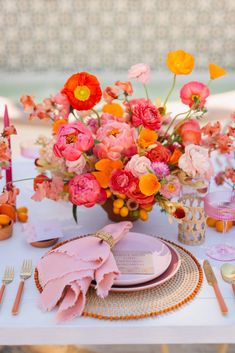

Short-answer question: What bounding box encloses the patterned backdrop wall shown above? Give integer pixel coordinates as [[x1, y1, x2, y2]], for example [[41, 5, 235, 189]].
[[0, 0, 235, 72]]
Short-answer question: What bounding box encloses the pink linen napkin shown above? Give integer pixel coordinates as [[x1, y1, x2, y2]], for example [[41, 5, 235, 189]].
[[37, 221, 132, 322]]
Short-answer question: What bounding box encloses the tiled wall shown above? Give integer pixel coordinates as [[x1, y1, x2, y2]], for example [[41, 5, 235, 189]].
[[0, 0, 234, 72]]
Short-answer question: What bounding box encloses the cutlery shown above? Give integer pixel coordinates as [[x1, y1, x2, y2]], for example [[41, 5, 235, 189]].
[[12, 260, 32, 315], [203, 260, 228, 315], [220, 263, 235, 295], [0, 266, 14, 306]]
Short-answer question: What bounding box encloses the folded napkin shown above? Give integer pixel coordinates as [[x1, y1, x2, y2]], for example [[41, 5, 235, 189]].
[[37, 221, 132, 322]]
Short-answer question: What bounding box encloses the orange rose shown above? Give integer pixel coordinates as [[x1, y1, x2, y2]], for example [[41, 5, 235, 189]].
[[167, 50, 194, 75]]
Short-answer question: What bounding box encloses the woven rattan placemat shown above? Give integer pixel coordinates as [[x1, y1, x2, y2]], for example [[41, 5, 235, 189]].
[[35, 238, 203, 320]]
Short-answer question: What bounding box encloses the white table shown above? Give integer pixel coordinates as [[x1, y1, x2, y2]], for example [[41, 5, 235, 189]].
[[0, 158, 235, 346]]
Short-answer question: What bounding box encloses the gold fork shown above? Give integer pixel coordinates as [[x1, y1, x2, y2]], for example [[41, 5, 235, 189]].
[[12, 260, 32, 315], [0, 266, 14, 305]]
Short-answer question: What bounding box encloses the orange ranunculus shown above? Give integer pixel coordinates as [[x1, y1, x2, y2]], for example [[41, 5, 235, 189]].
[[208, 63, 226, 80], [52, 119, 68, 134], [92, 159, 123, 188], [169, 148, 182, 164], [167, 50, 194, 75], [138, 128, 158, 148], [115, 81, 133, 95], [139, 174, 161, 196], [62, 72, 102, 111], [102, 103, 124, 118]]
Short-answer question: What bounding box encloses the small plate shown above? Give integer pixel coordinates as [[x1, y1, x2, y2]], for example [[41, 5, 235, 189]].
[[111, 241, 181, 292], [113, 232, 172, 286]]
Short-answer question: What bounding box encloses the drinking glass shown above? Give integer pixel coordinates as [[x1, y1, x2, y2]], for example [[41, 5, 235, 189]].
[[204, 190, 235, 261]]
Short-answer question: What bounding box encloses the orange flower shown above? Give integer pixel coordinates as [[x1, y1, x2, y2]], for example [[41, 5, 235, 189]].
[[139, 174, 161, 196], [52, 119, 67, 134], [167, 50, 194, 75], [115, 81, 133, 95], [169, 148, 182, 164], [62, 72, 102, 111], [102, 103, 124, 118], [138, 128, 158, 148], [208, 63, 226, 80], [92, 159, 123, 188]]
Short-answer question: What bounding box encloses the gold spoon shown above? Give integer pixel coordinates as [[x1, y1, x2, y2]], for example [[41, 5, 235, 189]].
[[220, 263, 235, 295]]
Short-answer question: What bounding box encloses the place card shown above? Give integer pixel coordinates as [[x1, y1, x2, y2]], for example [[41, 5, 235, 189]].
[[23, 219, 64, 243], [113, 250, 154, 274]]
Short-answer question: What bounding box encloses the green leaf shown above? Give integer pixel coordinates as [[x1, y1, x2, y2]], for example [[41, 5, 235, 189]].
[[72, 204, 78, 223]]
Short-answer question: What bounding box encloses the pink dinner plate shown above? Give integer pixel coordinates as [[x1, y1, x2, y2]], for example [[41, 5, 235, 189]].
[[113, 232, 172, 286], [111, 241, 181, 292]]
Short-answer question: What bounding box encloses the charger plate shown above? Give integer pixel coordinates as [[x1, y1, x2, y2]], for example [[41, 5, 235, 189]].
[[35, 236, 203, 321]]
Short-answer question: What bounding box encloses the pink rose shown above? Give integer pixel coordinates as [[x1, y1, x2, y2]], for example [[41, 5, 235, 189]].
[[66, 155, 86, 174], [179, 119, 201, 145], [125, 154, 152, 177], [69, 173, 101, 207], [180, 81, 210, 109], [178, 144, 214, 180], [94, 121, 135, 160], [132, 100, 161, 130], [128, 63, 150, 85], [53, 121, 94, 161], [109, 169, 137, 194]]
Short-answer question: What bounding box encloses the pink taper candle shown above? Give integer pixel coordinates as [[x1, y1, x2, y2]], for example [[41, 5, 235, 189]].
[[4, 105, 12, 189]]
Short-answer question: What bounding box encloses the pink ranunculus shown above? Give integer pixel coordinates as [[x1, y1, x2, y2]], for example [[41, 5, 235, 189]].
[[179, 119, 201, 145], [132, 100, 162, 130], [94, 121, 136, 160], [178, 144, 214, 180], [69, 173, 101, 208], [109, 169, 137, 194], [53, 121, 94, 161], [128, 63, 150, 85], [125, 154, 152, 177], [66, 155, 86, 174], [180, 81, 210, 109]]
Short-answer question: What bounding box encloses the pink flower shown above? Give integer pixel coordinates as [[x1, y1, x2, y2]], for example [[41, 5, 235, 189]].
[[128, 63, 150, 85], [125, 154, 152, 177], [132, 100, 161, 130], [215, 171, 225, 186], [103, 86, 119, 103], [53, 121, 94, 161], [109, 169, 137, 194], [94, 121, 135, 160], [160, 176, 181, 199], [151, 162, 170, 179], [69, 173, 101, 208], [20, 95, 36, 113], [178, 144, 213, 180], [115, 81, 133, 96], [179, 119, 201, 145], [225, 167, 235, 183], [66, 155, 86, 174], [201, 121, 221, 137], [54, 92, 70, 119], [180, 81, 210, 108]]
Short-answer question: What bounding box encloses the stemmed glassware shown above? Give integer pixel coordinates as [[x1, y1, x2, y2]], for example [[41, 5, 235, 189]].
[[204, 190, 235, 261]]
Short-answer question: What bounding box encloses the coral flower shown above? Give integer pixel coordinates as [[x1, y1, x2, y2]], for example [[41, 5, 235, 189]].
[[62, 72, 102, 111], [139, 174, 161, 196], [102, 103, 124, 118], [69, 173, 101, 208], [115, 81, 133, 95], [109, 169, 137, 194], [146, 143, 171, 163], [132, 100, 162, 130], [167, 50, 194, 75], [92, 159, 123, 188], [209, 63, 226, 80], [128, 63, 150, 85], [103, 86, 119, 103], [138, 128, 158, 148], [180, 81, 210, 109], [179, 119, 201, 145], [127, 180, 154, 205]]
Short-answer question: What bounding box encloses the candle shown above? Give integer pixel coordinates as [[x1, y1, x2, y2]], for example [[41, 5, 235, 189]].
[[4, 105, 12, 189]]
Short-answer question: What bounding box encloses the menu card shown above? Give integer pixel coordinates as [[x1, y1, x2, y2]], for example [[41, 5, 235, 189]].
[[113, 250, 154, 274]]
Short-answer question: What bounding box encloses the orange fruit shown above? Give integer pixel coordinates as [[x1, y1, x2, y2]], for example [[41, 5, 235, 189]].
[[17, 207, 28, 214], [0, 214, 11, 226], [120, 207, 129, 217], [139, 209, 149, 221], [0, 204, 16, 221], [206, 217, 217, 227], [215, 220, 233, 233], [17, 212, 28, 223]]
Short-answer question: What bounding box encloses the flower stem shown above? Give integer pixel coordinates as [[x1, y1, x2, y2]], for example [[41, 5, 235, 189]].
[[163, 74, 176, 107], [162, 110, 190, 141], [143, 84, 150, 100], [92, 108, 101, 127]]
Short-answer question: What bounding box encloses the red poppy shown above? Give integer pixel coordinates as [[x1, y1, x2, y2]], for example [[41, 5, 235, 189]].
[[62, 72, 102, 111]]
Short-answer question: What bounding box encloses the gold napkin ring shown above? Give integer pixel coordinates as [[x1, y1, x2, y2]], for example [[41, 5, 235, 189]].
[[93, 230, 115, 249]]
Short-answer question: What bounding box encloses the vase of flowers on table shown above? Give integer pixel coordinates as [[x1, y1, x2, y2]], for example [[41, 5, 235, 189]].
[[20, 50, 233, 224]]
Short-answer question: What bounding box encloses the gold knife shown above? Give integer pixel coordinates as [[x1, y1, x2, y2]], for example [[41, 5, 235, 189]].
[[203, 260, 228, 315]]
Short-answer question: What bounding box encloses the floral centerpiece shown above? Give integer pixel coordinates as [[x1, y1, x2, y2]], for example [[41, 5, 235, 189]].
[[20, 50, 233, 223]]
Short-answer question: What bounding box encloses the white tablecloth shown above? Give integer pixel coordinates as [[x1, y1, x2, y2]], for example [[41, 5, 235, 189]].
[[0, 157, 235, 345]]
